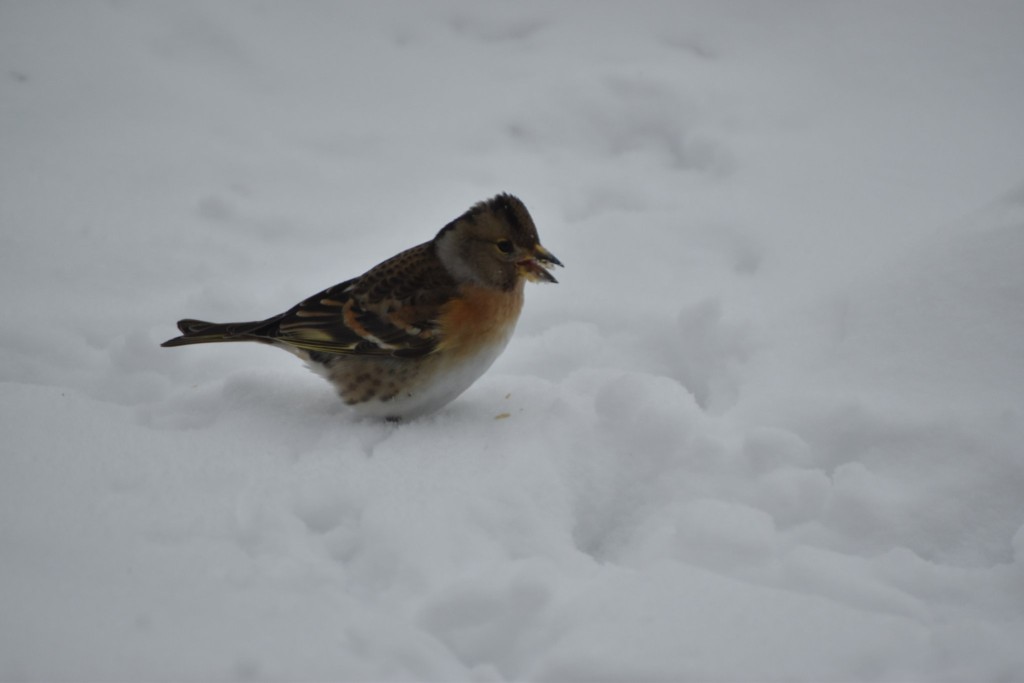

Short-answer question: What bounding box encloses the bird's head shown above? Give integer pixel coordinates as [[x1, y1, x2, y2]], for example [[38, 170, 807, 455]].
[[434, 193, 562, 291]]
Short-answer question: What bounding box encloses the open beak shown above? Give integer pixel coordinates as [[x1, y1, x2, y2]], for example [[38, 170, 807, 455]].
[[519, 244, 563, 284]]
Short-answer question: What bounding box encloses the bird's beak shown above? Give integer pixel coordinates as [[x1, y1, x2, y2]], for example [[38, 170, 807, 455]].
[[519, 244, 563, 284]]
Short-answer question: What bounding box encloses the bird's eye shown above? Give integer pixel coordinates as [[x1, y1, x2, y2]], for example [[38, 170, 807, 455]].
[[496, 240, 514, 254]]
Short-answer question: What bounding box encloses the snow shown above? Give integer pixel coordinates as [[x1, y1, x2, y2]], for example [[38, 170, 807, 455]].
[[2, 1, 1024, 680]]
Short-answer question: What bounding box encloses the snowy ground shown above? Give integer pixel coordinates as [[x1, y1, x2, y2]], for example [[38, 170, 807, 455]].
[[2, 2, 1024, 680]]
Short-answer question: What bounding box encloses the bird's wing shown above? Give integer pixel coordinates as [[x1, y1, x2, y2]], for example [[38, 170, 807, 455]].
[[263, 242, 458, 358]]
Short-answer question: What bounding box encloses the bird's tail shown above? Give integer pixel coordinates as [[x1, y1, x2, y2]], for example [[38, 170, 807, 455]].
[[160, 318, 271, 347]]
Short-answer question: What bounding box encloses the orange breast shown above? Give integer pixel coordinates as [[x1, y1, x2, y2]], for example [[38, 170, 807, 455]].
[[436, 281, 525, 356]]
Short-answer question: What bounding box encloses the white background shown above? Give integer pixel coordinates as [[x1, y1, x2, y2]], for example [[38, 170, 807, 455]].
[[2, 2, 1023, 680]]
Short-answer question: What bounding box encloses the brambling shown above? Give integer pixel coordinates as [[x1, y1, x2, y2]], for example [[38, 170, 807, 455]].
[[162, 193, 562, 420]]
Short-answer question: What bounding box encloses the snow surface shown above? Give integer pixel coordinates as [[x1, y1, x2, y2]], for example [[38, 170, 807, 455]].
[[2, 1, 1024, 680]]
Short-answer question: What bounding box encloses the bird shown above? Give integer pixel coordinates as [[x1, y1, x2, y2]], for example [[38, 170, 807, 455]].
[[161, 193, 562, 420]]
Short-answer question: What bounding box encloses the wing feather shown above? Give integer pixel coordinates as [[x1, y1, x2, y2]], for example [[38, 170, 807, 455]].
[[257, 243, 457, 358]]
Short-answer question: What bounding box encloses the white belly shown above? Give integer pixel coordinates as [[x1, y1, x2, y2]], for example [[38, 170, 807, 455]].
[[346, 334, 511, 420]]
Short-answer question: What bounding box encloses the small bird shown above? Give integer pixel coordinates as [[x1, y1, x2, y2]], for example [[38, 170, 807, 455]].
[[162, 193, 561, 420]]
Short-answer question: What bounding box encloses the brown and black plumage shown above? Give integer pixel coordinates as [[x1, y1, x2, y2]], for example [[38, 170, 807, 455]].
[[162, 193, 562, 419]]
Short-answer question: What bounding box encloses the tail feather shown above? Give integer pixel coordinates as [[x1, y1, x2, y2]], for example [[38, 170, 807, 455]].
[[160, 318, 272, 347]]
